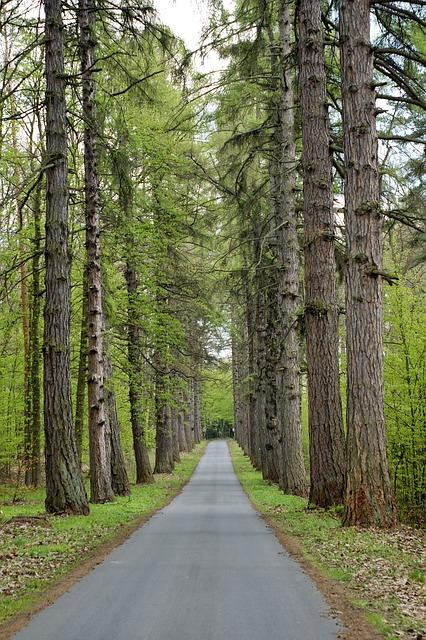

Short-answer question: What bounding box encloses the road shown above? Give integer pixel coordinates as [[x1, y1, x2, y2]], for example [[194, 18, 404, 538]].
[[14, 441, 341, 640]]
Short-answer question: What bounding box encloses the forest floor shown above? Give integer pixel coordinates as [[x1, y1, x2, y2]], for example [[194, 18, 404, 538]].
[[229, 441, 425, 640], [0, 442, 206, 635]]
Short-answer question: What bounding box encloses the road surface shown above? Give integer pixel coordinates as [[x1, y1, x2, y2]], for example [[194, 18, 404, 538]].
[[15, 441, 341, 640]]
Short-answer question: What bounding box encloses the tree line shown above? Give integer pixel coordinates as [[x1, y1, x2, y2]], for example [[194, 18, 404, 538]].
[[0, 0, 424, 529], [0, 0, 214, 514], [202, 0, 425, 528]]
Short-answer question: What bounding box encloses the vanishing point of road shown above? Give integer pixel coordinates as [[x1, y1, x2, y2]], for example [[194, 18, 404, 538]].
[[14, 441, 342, 640]]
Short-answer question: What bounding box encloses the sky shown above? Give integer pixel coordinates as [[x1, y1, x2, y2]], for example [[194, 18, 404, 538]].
[[154, 0, 233, 72]]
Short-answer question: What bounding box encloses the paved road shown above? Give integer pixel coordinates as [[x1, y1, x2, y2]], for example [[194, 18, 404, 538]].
[[15, 441, 341, 640]]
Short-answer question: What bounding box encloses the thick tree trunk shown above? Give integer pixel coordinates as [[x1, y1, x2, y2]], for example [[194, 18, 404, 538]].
[[340, 0, 397, 527], [178, 409, 188, 452], [171, 406, 181, 463], [264, 273, 280, 483], [184, 387, 194, 451], [125, 260, 153, 483], [29, 183, 42, 487], [193, 376, 202, 443], [298, 0, 345, 507], [74, 269, 87, 462], [154, 367, 174, 474], [276, 0, 307, 496], [43, 0, 89, 515], [103, 347, 130, 496], [79, 0, 113, 503]]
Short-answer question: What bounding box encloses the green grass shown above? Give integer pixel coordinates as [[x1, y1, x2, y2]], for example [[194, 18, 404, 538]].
[[0, 442, 206, 626], [229, 441, 425, 640]]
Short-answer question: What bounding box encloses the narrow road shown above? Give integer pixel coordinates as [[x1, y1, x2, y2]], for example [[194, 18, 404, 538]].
[[15, 441, 341, 640]]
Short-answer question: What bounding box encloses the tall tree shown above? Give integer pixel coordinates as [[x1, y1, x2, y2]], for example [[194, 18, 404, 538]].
[[340, 0, 397, 527], [79, 0, 113, 503], [298, 0, 345, 506], [43, 0, 89, 514], [276, 0, 306, 496]]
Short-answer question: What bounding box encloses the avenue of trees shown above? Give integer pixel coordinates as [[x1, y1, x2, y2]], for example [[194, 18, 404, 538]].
[[0, 0, 424, 528]]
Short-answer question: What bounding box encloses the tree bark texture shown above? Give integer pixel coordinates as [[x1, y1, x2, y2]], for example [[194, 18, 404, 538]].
[[340, 0, 397, 527], [276, 0, 307, 496], [79, 0, 113, 503], [74, 269, 87, 462], [125, 260, 153, 483], [43, 0, 89, 514], [298, 0, 345, 506], [154, 367, 174, 474], [103, 346, 130, 496], [29, 183, 42, 486]]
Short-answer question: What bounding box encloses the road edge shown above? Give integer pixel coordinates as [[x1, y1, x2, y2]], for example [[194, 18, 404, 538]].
[[227, 440, 383, 640], [1, 442, 208, 640]]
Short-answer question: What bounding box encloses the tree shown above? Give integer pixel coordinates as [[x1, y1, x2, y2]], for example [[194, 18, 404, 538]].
[[298, 0, 345, 507], [79, 0, 114, 503], [276, 0, 306, 496], [340, 0, 397, 527], [43, 0, 89, 515]]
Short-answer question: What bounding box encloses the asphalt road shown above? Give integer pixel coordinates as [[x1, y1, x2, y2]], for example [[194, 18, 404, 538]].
[[14, 441, 341, 640]]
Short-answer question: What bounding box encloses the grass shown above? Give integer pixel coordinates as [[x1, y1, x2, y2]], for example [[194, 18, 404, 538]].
[[0, 442, 206, 626], [229, 440, 426, 640]]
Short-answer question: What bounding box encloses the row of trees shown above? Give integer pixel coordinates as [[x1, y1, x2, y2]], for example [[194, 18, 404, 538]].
[[0, 0, 424, 528], [204, 0, 425, 527], [0, 1, 213, 513]]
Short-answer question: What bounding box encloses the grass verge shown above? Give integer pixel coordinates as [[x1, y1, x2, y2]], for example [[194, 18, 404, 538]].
[[0, 442, 207, 631], [229, 440, 425, 640]]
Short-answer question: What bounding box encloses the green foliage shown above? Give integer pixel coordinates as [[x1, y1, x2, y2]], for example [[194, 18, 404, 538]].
[[384, 262, 426, 524], [202, 365, 234, 430]]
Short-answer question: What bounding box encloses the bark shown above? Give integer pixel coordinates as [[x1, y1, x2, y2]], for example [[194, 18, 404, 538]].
[[43, 0, 89, 514], [29, 183, 42, 487], [184, 387, 194, 451], [79, 0, 113, 503], [171, 407, 181, 463], [74, 269, 87, 462], [103, 346, 130, 496], [125, 261, 153, 483], [298, 0, 345, 507], [193, 376, 202, 443], [264, 273, 281, 483], [340, 0, 397, 527], [276, 0, 307, 496], [154, 367, 174, 474]]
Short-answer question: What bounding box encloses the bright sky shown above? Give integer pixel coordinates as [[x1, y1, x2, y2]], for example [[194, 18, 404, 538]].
[[155, 0, 233, 72]]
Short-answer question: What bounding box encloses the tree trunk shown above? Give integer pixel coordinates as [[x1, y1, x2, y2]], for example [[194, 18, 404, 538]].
[[125, 260, 153, 483], [340, 0, 397, 527], [171, 406, 181, 463], [103, 347, 130, 496], [193, 376, 202, 443], [79, 0, 113, 503], [276, 0, 306, 496], [74, 269, 87, 462], [43, 0, 89, 515], [298, 0, 345, 507], [154, 367, 174, 474], [29, 183, 42, 487]]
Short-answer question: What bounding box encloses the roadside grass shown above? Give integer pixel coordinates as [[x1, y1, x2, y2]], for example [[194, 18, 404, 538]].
[[229, 441, 425, 640], [0, 442, 206, 626]]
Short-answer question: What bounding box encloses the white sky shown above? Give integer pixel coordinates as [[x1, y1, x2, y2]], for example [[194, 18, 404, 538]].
[[155, 0, 233, 72]]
